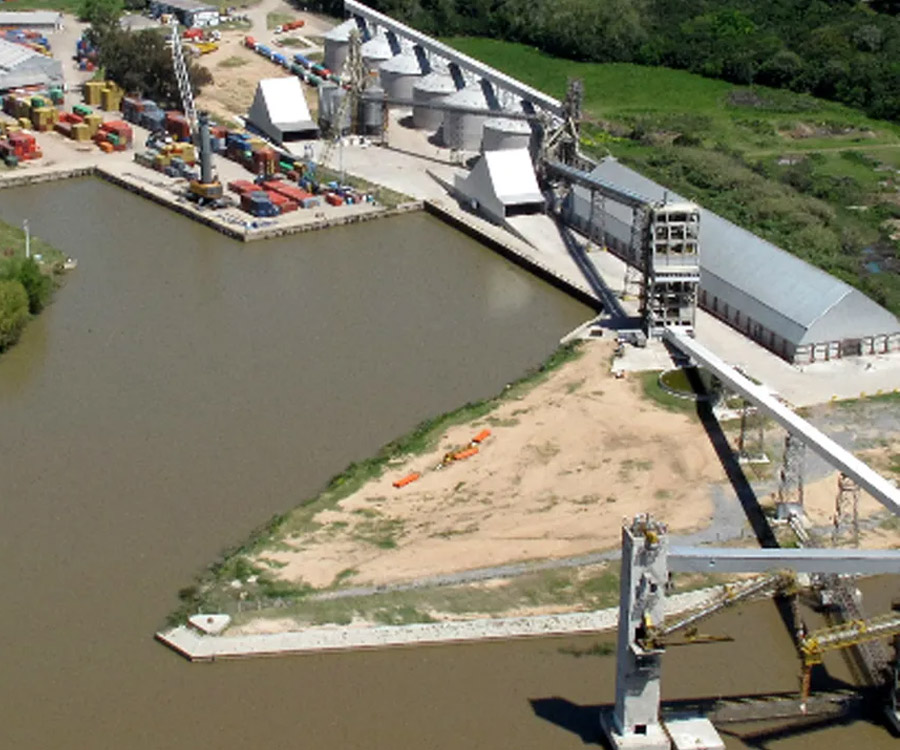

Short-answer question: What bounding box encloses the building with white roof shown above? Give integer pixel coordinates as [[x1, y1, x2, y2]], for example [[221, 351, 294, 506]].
[[0, 11, 62, 28], [455, 148, 544, 224], [565, 157, 900, 362], [247, 77, 317, 145]]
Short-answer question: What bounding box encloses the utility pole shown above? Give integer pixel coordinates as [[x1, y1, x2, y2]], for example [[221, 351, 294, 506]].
[[23, 219, 30, 259]]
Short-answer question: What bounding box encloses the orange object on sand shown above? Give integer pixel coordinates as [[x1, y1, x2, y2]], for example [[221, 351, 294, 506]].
[[453, 447, 479, 461], [393, 472, 421, 489], [471, 429, 491, 444]]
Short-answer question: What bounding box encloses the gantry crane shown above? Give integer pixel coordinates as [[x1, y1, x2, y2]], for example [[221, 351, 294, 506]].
[[170, 25, 223, 203]]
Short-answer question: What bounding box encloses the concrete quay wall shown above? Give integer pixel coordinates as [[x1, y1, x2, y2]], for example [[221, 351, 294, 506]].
[[156, 587, 721, 662], [424, 200, 601, 309]]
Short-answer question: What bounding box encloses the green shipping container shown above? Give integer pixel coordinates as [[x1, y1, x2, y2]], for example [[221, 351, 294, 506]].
[[5, 154, 19, 167], [73, 104, 92, 117], [108, 133, 120, 146], [49, 88, 64, 104]]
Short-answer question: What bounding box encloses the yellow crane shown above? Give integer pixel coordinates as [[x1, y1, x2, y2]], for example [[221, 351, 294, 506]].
[[798, 611, 900, 703]]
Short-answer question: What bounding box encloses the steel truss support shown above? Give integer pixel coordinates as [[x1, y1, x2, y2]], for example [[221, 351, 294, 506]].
[[832, 472, 860, 548], [736, 398, 766, 462], [777, 432, 805, 520]]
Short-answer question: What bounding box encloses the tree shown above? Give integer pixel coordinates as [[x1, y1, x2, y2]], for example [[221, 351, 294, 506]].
[[95, 27, 213, 104], [79, 0, 123, 35]]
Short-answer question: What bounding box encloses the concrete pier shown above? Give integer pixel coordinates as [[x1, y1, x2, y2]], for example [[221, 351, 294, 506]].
[[156, 587, 720, 662]]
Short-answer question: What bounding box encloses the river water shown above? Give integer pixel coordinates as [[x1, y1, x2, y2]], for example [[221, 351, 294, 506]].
[[0, 179, 895, 749]]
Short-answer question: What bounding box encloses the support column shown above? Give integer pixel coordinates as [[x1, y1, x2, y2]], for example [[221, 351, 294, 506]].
[[602, 515, 670, 750], [736, 399, 765, 463]]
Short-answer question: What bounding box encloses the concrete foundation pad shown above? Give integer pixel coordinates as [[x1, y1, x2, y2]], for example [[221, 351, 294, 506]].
[[600, 710, 670, 750], [664, 715, 725, 750], [188, 614, 231, 635]]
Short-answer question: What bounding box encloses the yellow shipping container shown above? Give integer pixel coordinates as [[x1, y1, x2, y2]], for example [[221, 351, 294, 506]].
[[31, 107, 52, 130], [18, 117, 31, 129], [83, 81, 103, 106], [14, 97, 30, 119], [153, 153, 172, 168], [72, 123, 90, 142], [84, 113, 102, 136], [179, 143, 195, 163], [100, 88, 122, 112]]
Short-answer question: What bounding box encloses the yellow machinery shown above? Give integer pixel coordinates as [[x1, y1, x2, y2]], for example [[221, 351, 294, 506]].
[[798, 611, 900, 703], [192, 41, 219, 55]]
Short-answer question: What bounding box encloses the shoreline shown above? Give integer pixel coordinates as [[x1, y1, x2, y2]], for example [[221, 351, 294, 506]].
[[156, 586, 722, 662]]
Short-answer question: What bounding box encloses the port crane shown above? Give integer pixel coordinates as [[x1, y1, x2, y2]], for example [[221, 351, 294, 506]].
[[169, 25, 223, 203]]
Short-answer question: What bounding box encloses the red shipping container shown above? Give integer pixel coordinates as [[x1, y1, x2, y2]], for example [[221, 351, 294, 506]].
[[265, 182, 311, 203], [228, 179, 257, 195], [324, 193, 343, 206]]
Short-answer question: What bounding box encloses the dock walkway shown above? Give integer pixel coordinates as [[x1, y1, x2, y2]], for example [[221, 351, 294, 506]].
[[156, 587, 720, 661]]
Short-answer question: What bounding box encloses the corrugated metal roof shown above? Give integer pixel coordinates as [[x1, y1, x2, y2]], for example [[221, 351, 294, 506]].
[[378, 52, 420, 75], [152, 0, 217, 12], [588, 158, 856, 332], [0, 11, 62, 25], [323, 18, 357, 42], [0, 38, 40, 71]]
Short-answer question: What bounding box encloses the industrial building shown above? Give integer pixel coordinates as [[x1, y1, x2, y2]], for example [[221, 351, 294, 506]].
[[247, 78, 317, 145], [148, 0, 218, 27], [564, 157, 900, 363], [0, 11, 63, 29], [455, 148, 544, 224], [0, 38, 63, 91]]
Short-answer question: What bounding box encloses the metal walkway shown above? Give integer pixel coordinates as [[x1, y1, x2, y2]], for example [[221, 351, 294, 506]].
[[664, 330, 900, 517]]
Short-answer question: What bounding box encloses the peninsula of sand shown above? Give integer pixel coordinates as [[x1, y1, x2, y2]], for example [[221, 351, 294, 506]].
[[172, 339, 900, 637]]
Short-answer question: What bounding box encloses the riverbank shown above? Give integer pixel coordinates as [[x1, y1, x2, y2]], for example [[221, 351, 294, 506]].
[[169, 338, 741, 629]]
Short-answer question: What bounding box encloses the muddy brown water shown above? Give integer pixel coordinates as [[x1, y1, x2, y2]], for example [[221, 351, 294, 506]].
[[0, 179, 896, 749]]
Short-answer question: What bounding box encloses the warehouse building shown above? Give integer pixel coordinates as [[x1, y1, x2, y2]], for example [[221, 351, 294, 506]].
[[455, 148, 544, 224], [0, 38, 63, 91], [247, 78, 317, 145], [564, 157, 900, 363], [148, 0, 218, 27], [0, 11, 63, 29]]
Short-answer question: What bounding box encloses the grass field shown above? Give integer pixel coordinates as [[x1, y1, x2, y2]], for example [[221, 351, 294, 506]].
[[445, 37, 900, 316]]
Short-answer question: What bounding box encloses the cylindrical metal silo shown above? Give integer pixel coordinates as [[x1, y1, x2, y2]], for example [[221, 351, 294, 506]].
[[412, 71, 456, 131], [360, 85, 384, 135], [441, 87, 489, 151], [318, 81, 351, 134], [481, 117, 532, 151], [323, 19, 356, 74], [361, 31, 392, 72], [378, 52, 422, 101]]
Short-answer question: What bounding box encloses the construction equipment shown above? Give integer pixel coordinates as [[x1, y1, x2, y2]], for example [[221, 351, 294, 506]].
[[169, 24, 223, 203]]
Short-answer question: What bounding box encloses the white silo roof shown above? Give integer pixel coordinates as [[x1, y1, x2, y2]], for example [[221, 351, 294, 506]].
[[379, 52, 421, 74], [444, 86, 487, 107], [414, 71, 456, 94], [361, 30, 392, 60], [323, 19, 357, 42]]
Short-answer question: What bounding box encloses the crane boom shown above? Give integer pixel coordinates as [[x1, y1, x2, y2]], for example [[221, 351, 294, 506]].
[[800, 612, 900, 666], [170, 25, 198, 137]]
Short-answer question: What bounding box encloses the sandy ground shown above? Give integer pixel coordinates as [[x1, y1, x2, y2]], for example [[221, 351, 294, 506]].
[[255, 340, 728, 588]]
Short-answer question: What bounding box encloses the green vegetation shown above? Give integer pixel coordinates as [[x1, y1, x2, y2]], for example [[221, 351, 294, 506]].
[[378, 0, 900, 121], [223, 563, 622, 630], [442, 38, 900, 316], [314, 166, 410, 209], [0, 222, 63, 354], [169, 341, 584, 623], [217, 56, 249, 69], [558, 641, 616, 658], [639, 371, 700, 415]]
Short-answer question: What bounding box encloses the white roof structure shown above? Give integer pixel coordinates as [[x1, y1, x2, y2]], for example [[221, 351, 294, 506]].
[[567, 157, 899, 358], [0, 11, 62, 27], [455, 149, 544, 223], [247, 77, 317, 145], [0, 38, 63, 90]]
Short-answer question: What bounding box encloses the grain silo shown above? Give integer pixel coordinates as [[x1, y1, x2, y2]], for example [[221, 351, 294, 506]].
[[412, 70, 456, 131], [361, 30, 392, 72], [317, 81, 351, 134], [481, 116, 531, 151], [378, 52, 422, 101], [360, 84, 384, 135], [441, 86, 489, 151], [323, 19, 357, 74]]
